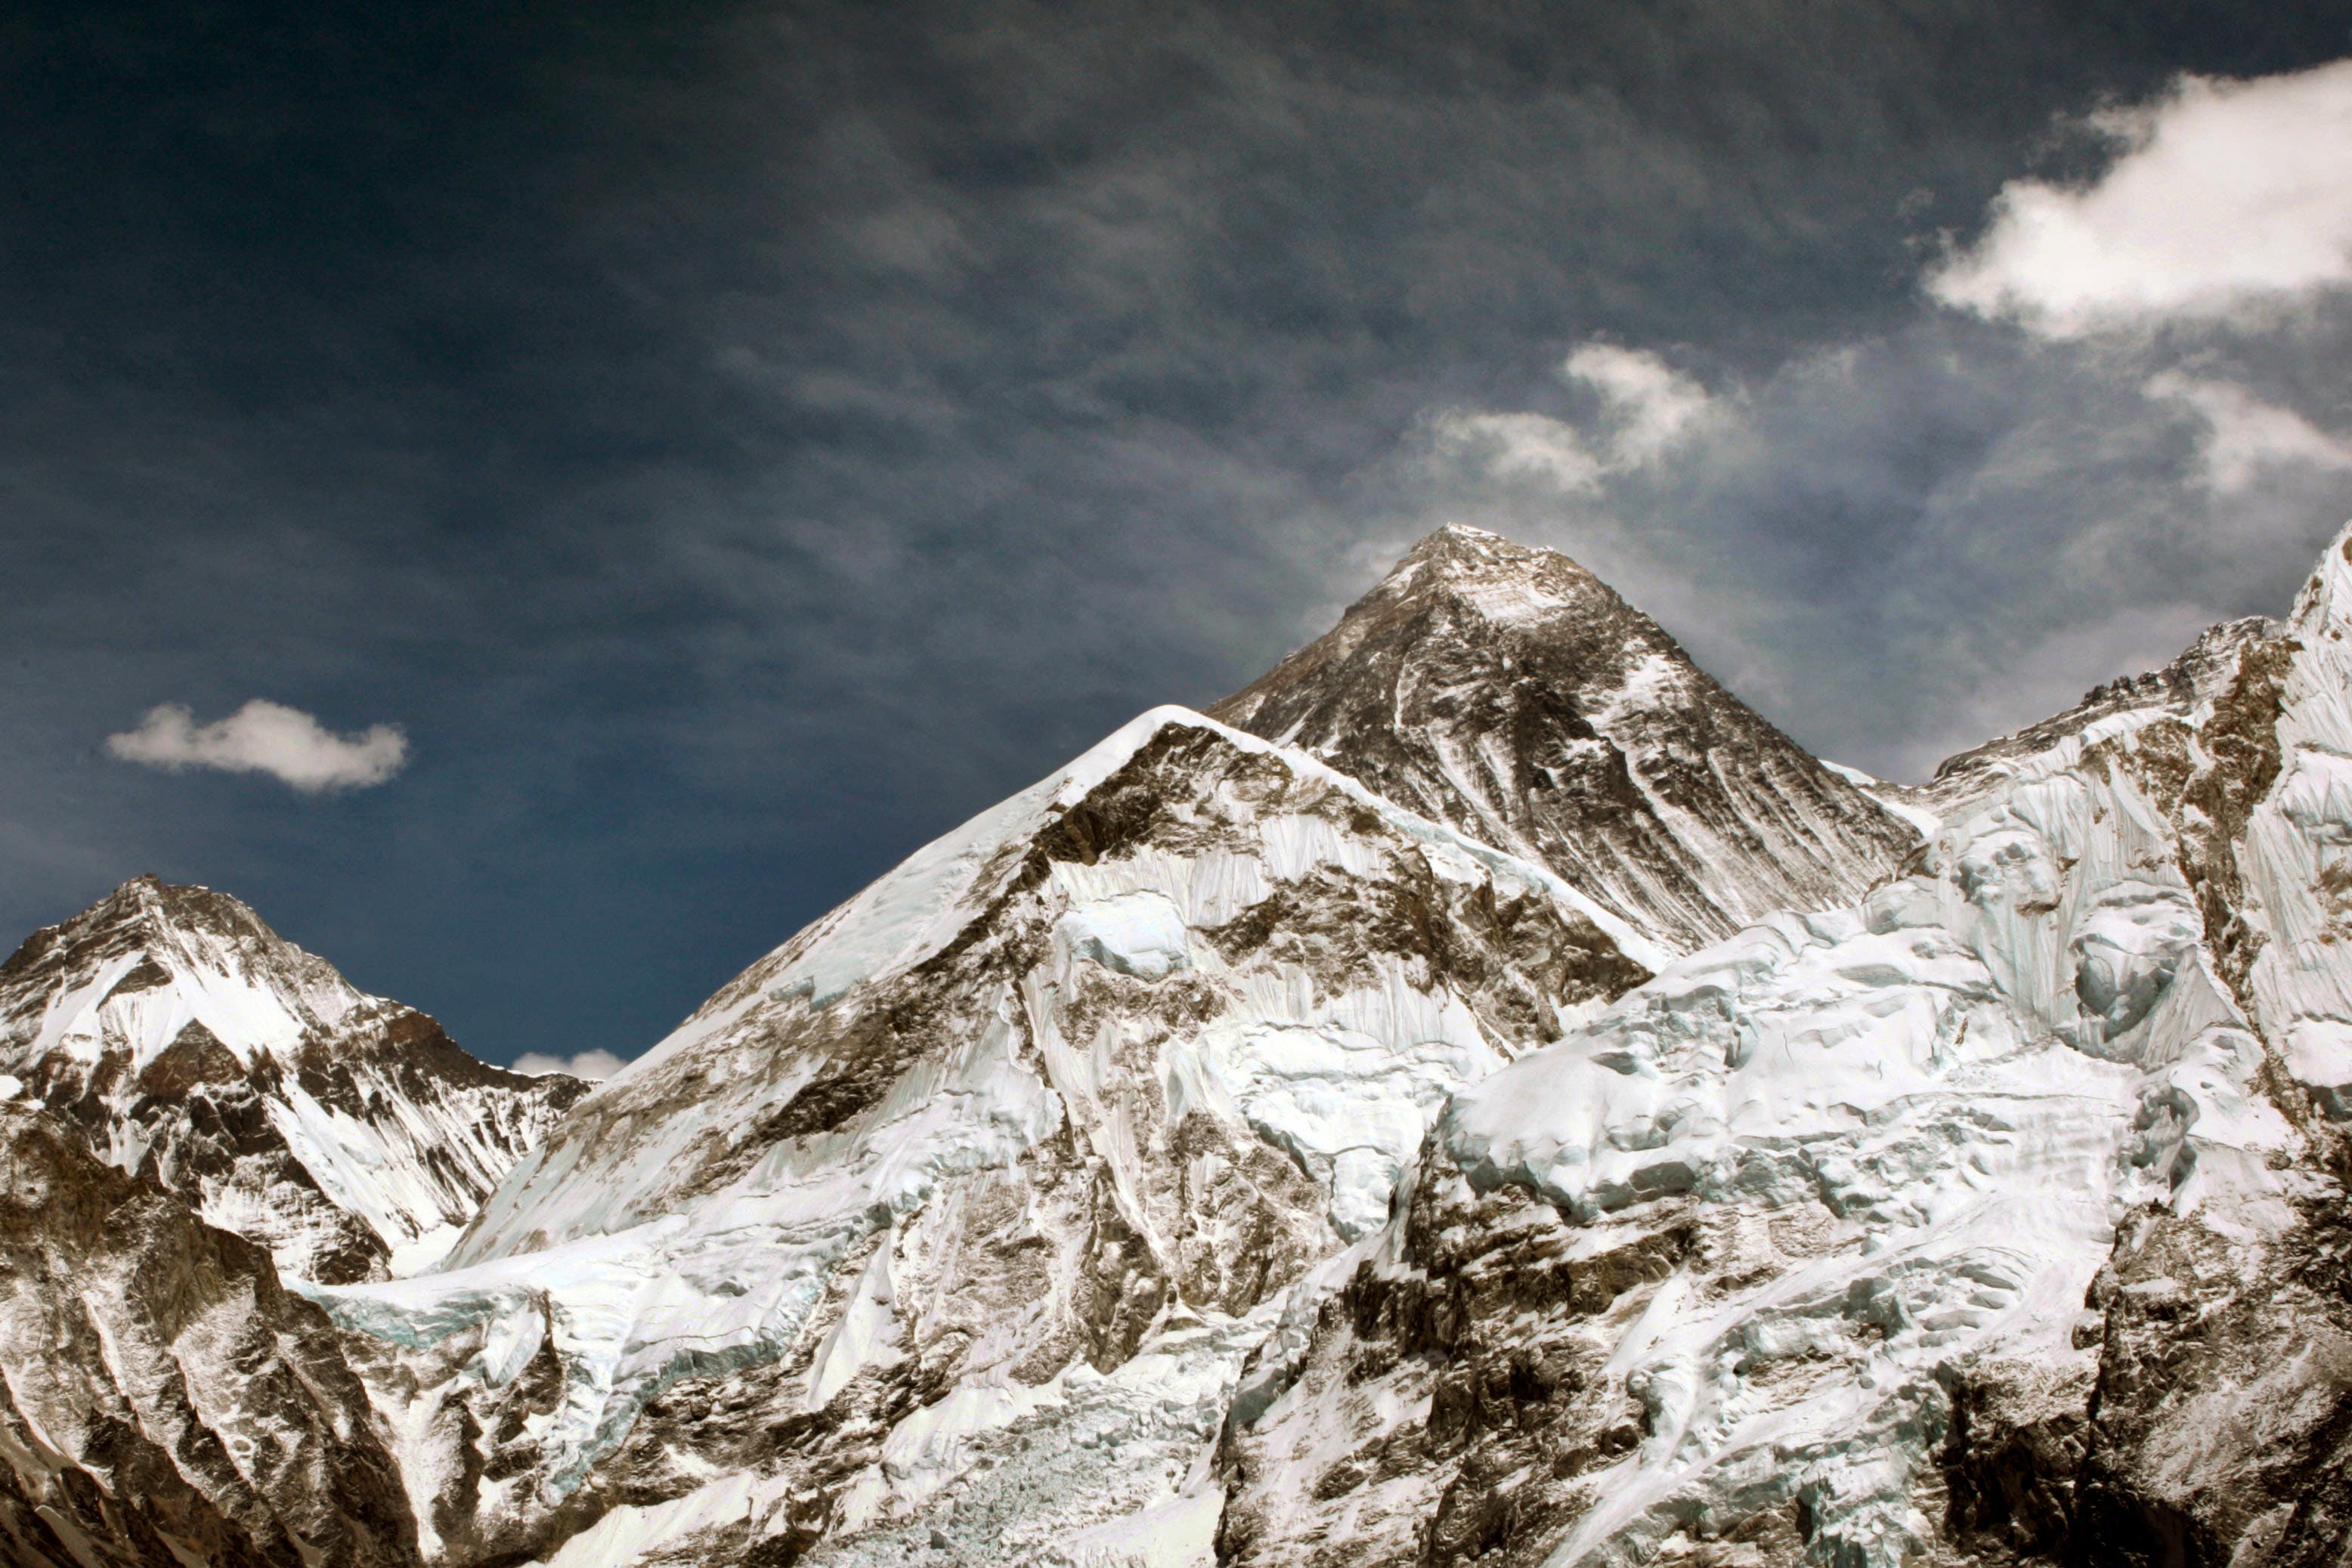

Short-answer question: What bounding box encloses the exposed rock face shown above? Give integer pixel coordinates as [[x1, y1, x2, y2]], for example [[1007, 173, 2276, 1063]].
[[0, 1102, 419, 1566], [305, 708, 1655, 1565], [2064, 1198, 2352, 1568], [0, 877, 586, 1283], [1209, 524, 1920, 953]]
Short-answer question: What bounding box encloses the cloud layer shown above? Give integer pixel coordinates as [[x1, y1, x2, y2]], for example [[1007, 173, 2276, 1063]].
[[1932, 59, 2352, 334], [2147, 372, 2352, 493], [107, 701, 408, 793]]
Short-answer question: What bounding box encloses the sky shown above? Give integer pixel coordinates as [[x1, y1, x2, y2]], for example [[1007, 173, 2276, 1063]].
[[5, 1, 2351, 1072]]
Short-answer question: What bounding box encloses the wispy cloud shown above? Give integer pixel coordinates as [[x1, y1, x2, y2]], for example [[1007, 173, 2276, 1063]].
[[511, 1049, 626, 1081], [1931, 60, 2352, 335], [106, 700, 408, 793], [1428, 344, 1722, 493], [1427, 409, 1607, 492], [1563, 344, 1721, 465], [2146, 371, 2352, 493], [10, 2, 2350, 1057]]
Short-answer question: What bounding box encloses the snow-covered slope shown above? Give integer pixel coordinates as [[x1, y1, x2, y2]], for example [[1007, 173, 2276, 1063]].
[[1215, 530, 2352, 1568], [303, 707, 1657, 1566], [0, 877, 586, 1282], [1210, 525, 1921, 954]]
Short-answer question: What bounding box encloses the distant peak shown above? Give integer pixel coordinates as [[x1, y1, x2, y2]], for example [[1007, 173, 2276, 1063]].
[[1363, 527, 1613, 637], [44, 877, 283, 960], [1394, 524, 1595, 583], [1405, 521, 1524, 560]]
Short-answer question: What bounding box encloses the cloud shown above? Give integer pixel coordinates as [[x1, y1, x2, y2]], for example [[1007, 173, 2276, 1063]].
[[1564, 344, 1720, 465], [106, 700, 408, 792], [1931, 60, 2352, 336], [512, 1049, 627, 1081], [1427, 409, 1605, 492], [1428, 344, 1721, 493], [2145, 371, 2352, 493]]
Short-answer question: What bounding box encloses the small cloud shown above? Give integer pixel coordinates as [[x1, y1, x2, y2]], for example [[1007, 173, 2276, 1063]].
[[1563, 343, 1719, 465], [107, 700, 407, 792], [1426, 409, 1605, 492], [1426, 342, 1721, 493], [2146, 371, 2352, 493], [1931, 60, 2352, 335], [511, 1049, 627, 1081]]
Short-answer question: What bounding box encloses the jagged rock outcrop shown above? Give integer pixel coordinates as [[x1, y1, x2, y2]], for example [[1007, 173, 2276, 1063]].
[[0, 1101, 420, 1566], [0, 877, 586, 1283], [305, 708, 1655, 1565], [1209, 524, 1920, 953]]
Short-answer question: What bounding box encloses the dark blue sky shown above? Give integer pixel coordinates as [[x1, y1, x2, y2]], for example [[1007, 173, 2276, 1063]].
[[6, 1, 2350, 1069]]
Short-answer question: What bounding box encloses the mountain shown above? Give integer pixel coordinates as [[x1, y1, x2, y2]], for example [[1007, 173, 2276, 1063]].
[[303, 707, 1658, 1566], [14, 520, 2352, 1568], [0, 877, 586, 1283], [1214, 530, 2352, 1568], [1208, 524, 1920, 953], [0, 1100, 419, 1566]]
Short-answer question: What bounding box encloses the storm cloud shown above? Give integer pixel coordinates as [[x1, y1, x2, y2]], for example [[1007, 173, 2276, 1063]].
[[3, 0, 2348, 1065]]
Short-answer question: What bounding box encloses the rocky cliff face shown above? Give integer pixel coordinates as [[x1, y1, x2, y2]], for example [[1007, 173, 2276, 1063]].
[[1210, 525, 1920, 954], [304, 708, 1657, 1566], [0, 877, 586, 1284], [0, 1102, 420, 1566], [1899, 614, 2281, 824]]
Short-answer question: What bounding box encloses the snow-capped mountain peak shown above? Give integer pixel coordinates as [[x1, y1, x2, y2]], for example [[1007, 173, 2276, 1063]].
[[0, 876, 584, 1282], [1210, 526, 1921, 953], [10, 524, 2352, 1568], [5, 875, 376, 1076]]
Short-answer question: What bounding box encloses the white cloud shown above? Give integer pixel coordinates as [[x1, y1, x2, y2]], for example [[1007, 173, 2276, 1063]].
[[1563, 343, 1719, 464], [1427, 409, 1605, 491], [1931, 60, 2352, 336], [1427, 342, 1719, 492], [2146, 370, 2352, 492], [106, 699, 408, 792], [512, 1049, 627, 1081]]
